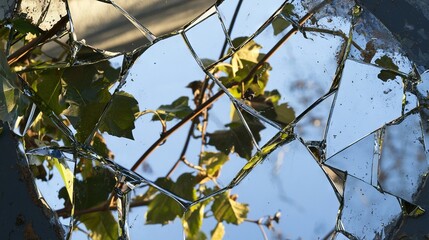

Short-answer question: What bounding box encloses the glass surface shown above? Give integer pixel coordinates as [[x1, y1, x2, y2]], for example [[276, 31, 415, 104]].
[[1, 0, 429, 239]]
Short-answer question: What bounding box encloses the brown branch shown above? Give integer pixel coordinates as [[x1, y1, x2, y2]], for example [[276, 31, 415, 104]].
[[131, 90, 224, 171], [7, 15, 68, 65]]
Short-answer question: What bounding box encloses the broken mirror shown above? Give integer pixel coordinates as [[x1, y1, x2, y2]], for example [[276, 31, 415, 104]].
[[1, 0, 429, 239]]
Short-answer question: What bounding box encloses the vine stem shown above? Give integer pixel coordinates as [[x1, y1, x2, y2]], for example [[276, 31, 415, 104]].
[[131, 1, 325, 171]]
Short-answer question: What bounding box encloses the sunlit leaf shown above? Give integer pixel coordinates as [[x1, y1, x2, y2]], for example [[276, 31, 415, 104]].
[[99, 91, 139, 139], [374, 55, 399, 81], [200, 152, 229, 177], [80, 212, 119, 240], [211, 222, 225, 240], [211, 192, 249, 225], [153, 96, 193, 121], [183, 203, 205, 237], [53, 158, 74, 206]]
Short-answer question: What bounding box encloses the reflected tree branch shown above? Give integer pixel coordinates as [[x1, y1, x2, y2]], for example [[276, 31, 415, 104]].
[[131, 0, 330, 171]]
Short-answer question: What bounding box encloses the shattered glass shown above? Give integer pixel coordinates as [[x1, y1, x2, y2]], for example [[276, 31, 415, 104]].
[[1, 0, 429, 239]]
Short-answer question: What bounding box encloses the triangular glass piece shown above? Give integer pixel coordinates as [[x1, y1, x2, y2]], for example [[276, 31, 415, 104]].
[[325, 132, 378, 185], [321, 164, 346, 200]]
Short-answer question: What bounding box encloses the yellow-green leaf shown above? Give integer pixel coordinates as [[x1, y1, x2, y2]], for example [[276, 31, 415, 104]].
[[53, 158, 74, 205], [211, 222, 225, 240], [211, 192, 249, 225], [80, 212, 119, 240]]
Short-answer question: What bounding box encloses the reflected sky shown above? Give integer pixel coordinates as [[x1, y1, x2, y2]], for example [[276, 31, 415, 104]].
[[2, 0, 429, 239]]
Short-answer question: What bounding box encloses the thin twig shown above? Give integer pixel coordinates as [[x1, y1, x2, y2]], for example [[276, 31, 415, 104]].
[[7, 16, 68, 65]]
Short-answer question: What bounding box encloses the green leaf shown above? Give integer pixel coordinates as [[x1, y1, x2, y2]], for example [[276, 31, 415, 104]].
[[35, 69, 66, 114], [211, 222, 225, 240], [80, 212, 119, 240], [11, 18, 41, 35], [91, 133, 114, 159], [59, 167, 115, 210], [99, 91, 139, 139], [53, 158, 74, 206], [62, 63, 115, 141], [200, 152, 229, 177], [187, 231, 207, 240], [207, 116, 265, 159], [272, 3, 296, 35], [146, 173, 197, 224], [248, 90, 295, 126], [211, 192, 249, 225], [374, 55, 399, 81], [183, 203, 205, 237], [0, 51, 20, 122], [145, 178, 183, 225], [153, 96, 193, 121]]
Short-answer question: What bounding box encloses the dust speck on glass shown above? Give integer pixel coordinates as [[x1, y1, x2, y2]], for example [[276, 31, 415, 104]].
[[1, 0, 429, 239]]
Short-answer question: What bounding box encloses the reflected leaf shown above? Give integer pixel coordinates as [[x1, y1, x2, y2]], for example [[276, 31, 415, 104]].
[[400, 199, 425, 217], [53, 158, 74, 205], [211, 192, 249, 225], [35, 69, 65, 115], [210, 222, 225, 240], [183, 203, 205, 237], [59, 167, 115, 210], [207, 117, 265, 159], [374, 55, 400, 81], [271, 3, 296, 35], [11, 18, 41, 35], [80, 212, 119, 240], [199, 152, 229, 177], [99, 91, 139, 139], [249, 90, 295, 126], [62, 63, 118, 141], [0, 51, 21, 122], [146, 173, 197, 224], [152, 96, 193, 121]]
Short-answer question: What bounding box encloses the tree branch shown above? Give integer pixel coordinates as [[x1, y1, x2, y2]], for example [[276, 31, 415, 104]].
[[131, 0, 329, 171]]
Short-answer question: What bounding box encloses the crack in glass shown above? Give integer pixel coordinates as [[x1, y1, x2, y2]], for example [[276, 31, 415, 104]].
[[1, 0, 429, 239]]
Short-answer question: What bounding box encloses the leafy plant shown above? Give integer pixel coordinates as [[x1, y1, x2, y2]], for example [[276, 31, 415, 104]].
[[0, 3, 301, 240]]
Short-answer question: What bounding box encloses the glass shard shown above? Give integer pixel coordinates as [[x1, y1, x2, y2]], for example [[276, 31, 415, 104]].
[[229, 140, 338, 239], [325, 60, 403, 158], [378, 113, 429, 203], [339, 175, 402, 239], [325, 132, 378, 185]]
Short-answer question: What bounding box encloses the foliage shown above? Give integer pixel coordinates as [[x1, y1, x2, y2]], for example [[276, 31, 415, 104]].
[[0, 6, 298, 239]]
